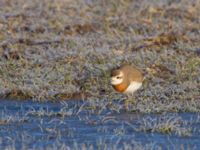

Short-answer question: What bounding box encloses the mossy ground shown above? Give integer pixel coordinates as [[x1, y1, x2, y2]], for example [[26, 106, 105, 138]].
[[0, 0, 199, 113]]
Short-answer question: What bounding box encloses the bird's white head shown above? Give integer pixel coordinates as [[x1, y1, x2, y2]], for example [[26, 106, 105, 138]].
[[110, 70, 124, 85]]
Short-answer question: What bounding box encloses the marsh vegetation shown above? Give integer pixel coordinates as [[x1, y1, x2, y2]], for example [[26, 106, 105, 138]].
[[0, 0, 200, 149]]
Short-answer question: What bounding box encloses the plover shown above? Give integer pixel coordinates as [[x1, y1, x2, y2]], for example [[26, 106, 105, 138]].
[[111, 64, 144, 95]]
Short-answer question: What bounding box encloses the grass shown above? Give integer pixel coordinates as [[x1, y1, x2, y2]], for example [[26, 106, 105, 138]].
[[0, 0, 199, 113], [136, 114, 192, 137]]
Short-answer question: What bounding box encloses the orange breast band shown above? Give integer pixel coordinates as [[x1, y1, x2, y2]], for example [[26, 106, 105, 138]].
[[112, 83, 128, 93]]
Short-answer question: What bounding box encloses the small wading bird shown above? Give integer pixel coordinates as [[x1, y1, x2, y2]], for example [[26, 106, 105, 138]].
[[110, 64, 144, 106]]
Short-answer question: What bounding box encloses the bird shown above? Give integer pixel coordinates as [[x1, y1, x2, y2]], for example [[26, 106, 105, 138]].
[[110, 64, 144, 95]]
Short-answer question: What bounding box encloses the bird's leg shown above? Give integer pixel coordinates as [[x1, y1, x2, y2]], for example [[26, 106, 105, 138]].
[[131, 93, 136, 104], [124, 96, 129, 110], [124, 94, 132, 110], [124, 93, 136, 110]]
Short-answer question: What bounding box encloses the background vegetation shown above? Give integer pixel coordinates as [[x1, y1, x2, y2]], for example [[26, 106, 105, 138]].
[[0, 0, 199, 112]]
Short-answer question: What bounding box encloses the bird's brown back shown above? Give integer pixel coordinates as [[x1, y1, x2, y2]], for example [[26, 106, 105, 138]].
[[119, 64, 144, 82], [110, 70, 121, 77]]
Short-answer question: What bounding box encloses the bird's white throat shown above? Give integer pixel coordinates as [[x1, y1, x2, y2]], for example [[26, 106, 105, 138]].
[[111, 78, 123, 85]]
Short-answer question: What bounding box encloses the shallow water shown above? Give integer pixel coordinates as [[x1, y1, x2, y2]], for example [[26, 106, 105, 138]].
[[0, 99, 199, 150]]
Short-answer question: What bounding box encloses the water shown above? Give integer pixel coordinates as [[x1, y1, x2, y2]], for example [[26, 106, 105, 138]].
[[0, 99, 199, 150]]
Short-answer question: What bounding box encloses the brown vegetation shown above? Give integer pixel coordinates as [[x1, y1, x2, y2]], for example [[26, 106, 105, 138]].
[[0, 0, 199, 112]]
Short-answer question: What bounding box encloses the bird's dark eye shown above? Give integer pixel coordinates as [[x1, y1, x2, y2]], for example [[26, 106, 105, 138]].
[[117, 76, 122, 79]]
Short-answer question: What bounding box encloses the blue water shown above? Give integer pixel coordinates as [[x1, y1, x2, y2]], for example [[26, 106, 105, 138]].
[[0, 99, 199, 150]]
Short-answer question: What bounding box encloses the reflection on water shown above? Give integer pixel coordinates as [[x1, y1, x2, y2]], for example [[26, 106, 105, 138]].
[[0, 99, 199, 149]]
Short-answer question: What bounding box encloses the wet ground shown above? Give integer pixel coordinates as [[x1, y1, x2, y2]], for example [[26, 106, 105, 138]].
[[0, 99, 200, 150]]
